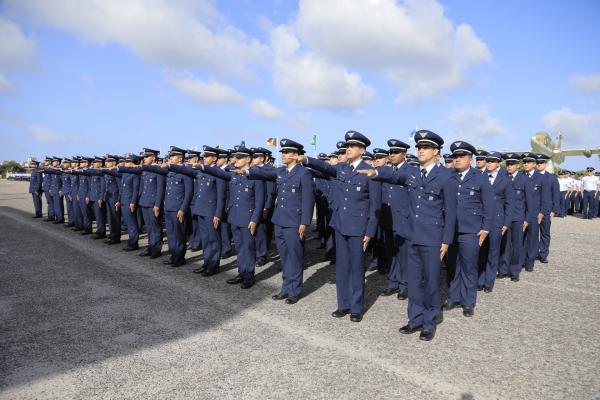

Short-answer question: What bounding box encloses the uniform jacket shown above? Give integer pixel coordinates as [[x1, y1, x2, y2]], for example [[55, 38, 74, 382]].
[[449, 167, 495, 234], [169, 164, 225, 218]]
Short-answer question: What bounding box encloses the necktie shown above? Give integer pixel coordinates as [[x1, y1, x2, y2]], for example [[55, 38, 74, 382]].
[[350, 164, 355, 172], [421, 168, 427, 181], [489, 173, 494, 184], [511, 174, 514, 182], [458, 172, 463, 181], [393, 165, 398, 171]]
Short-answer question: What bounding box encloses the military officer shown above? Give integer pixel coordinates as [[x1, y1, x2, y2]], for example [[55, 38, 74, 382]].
[[102, 155, 122, 245], [217, 149, 234, 259], [314, 152, 331, 248], [443, 141, 494, 317], [246, 139, 315, 303], [69, 157, 83, 230], [535, 154, 559, 263], [186, 149, 203, 251], [360, 130, 456, 341], [201, 146, 265, 288], [72, 157, 93, 234], [60, 159, 75, 227], [136, 148, 166, 258], [477, 151, 511, 292], [497, 153, 534, 282], [443, 154, 454, 169], [475, 150, 488, 173], [49, 157, 65, 224], [301, 131, 381, 323], [87, 156, 107, 239], [581, 167, 599, 219], [406, 154, 420, 167], [29, 160, 43, 218], [118, 154, 142, 251], [521, 152, 551, 272], [250, 147, 275, 266], [379, 139, 411, 300], [41, 156, 55, 221], [169, 145, 226, 275]]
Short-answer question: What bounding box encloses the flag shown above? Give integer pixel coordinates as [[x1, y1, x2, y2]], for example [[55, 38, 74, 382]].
[[409, 127, 417, 141], [266, 137, 277, 147], [310, 134, 317, 146], [240, 140, 246, 147]]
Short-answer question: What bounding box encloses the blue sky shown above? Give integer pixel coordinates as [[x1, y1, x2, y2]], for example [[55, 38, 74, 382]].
[[0, 0, 599, 170]]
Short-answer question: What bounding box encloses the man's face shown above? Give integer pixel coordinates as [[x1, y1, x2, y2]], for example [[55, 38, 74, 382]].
[[506, 163, 518, 174], [203, 155, 217, 165], [93, 161, 102, 169], [63, 162, 71, 169], [143, 155, 155, 165], [328, 156, 339, 165], [345, 144, 365, 161], [216, 157, 226, 167], [187, 156, 199, 166], [444, 160, 454, 169], [105, 160, 116, 168], [364, 159, 373, 166], [251, 155, 265, 167], [52, 160, 60, 167], [523, 160, 535, 172], [486, 160, 500, 172], [388, 150, 405, 165], [416, 145, 437, 165], [80, 161, 89, 169], [374, 157, 387, 167], [535, 162, 546, 172], [234, 155, 251, 168], [281, 150, 297, 165], [337, 151, 347, 163], [476, 158, 487, 169], [453, 154, 472, 171], [169, 154, 183, 164]]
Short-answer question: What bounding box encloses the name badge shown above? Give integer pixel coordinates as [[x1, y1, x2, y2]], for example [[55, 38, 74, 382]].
[[356, 186, 361, 191], [149, 178, 153, 182], [428, 195, 434, 200], [534, 187, 538, 191], [291, 188, 296, 193], [207, 182, 210, 186], [516, 190, 521, 194], [470, 191, 475, 195], [245, 188, 248, 192]]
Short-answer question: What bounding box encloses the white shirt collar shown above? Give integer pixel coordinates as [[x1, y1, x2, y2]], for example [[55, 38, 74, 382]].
[[350, 158, 362, 169], [287, 164, 297, 173]]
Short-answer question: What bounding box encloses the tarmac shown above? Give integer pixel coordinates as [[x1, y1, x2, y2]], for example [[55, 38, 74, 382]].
[[0, 180, 599, 400]]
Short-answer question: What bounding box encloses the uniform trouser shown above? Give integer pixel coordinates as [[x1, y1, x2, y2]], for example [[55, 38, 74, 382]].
[[31, 193, 42, 216], [106, 200, 121, 240], [370, 226, 386, 268], [77, 197, 92, 232], [559, 191, 567, 216], [65, 195, 74, 224], [141, 207, 162, 255], [334, 231, 365, 315], [231, 224, 256, 282], [71, 196, 82, 227], [447, 233, 480, 308], [325, 209, 335, 261], [198, 215, 221, 271], [255, 219, 268, 259], [165, 210, 186, 264], [316, 200, 327, 239], [478, 228, 504, 289], [407, 244, 441, 331], [275, 225, 304, 297], [386, 230, 409, 291], [44, 191, 55, 218], [538, 214, 552, 259], [221, 221, 232, 254], [499, 220, 524, 278], [122, 205, 139, 248], [523, 218, 540, 269], [189, 213, 202, 248], [582, 191, 596, 219], [92, 201, 106, 235], [52, 193, 65, 222]]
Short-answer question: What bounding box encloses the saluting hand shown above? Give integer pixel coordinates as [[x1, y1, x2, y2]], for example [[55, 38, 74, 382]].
[[362, 236, 371, 252], [177, 210, 185, 223], [357, 169, 376, 178], [477, 230, 488, 246], [248, 221, 257, 235], [298, 224, 307, 240]]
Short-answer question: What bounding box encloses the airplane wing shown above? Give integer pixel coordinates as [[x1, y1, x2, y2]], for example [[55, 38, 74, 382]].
[[560, 148, 600, 157]]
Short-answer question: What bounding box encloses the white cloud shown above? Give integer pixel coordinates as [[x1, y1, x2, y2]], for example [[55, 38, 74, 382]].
[[569, 74, 600, 93], [165, 72, 243, 104], [7, 0, 266, 79], [449, 104, 508, 144], [0, 16, 36, 70], [294, 0, 491, 104], [250, 99, 283, 119], [0, 72, 13, 94], [542, 108, 600, 145], [271, 25, 374, 110], [28, 124, 98, 144]]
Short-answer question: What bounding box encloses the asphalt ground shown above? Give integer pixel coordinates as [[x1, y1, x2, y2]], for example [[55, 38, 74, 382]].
[[0, 180, 599, 400]]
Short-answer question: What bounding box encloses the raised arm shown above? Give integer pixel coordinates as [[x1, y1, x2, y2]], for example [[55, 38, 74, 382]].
[[304, 157, 337, 178], [118, 166, 142, 175], [202, 164, 232, 181], [247, 166, 278, 181], [141, 164, 168, 176], [169, 164, 200, 179]]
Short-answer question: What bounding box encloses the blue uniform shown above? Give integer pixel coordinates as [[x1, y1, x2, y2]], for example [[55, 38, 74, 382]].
[[248, 164, 315, 297], [102, 169, 123, 242], [61, 172, 75, 226], [47, 169, 65, 223], [477, 169, 511, 290], [29, 169, 43, 217], [203, 165, 265, 284], [119, 167, 141, 249], [74, 169, 93, 233], [70, 173, 82, 228], [538, 171, 559, 260], [86, 169, 107, 236], [188, 172, 202, 250], [306, 157, 381, 316], [255, 175, 275, 261], [522, 170, 551, 270], [41, 169, 55, 220], [376, 164, 456, 331], [170, 164, 226, 272], [139, 168, 166, 256]]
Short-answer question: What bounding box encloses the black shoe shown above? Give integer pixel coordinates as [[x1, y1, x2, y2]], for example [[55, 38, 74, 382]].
[[397, 289, 408, 300], [285, 297, 299, 304], [33, 215, 42, 218], [226, 276, 243, 285], [80, 230, 92, 235], [256, 257, 268, 267], [150, 251, 162, 259], [123, 246, 138, 252], [163, 259, 174, 265], [419, 329, 436, 341], [53, 220, 64, 224], [331, 309, 350, 318], [525, 267, 533, 272], [201, 269, 219, 277], [73, 227, 83, 231], [483, 287, 493, 293], [496, 273, 509, 279], [539, 257, 548, 264], [328, 278, 336, 284], [535, 255, 541, 261], [92, 234, 106, 240], [139, 250, 151, 256], [511, 276, 520, 282], [399, 324, 422, 334], [350, 314, 362, 322], [272, 292, 288, 301], [477, 285, 484, 291], [193, 266, 208, 274], [462, 306, 474, 317], [221, 251, 233, 259], [43, 218, 54, 222], [443, 301, 461, 311], [436, 312, 444, 325], [381, 288, 399, 296], [171, 260, 186, 268], [240, 280, 255, 289], [107, 239, 121, 245]]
